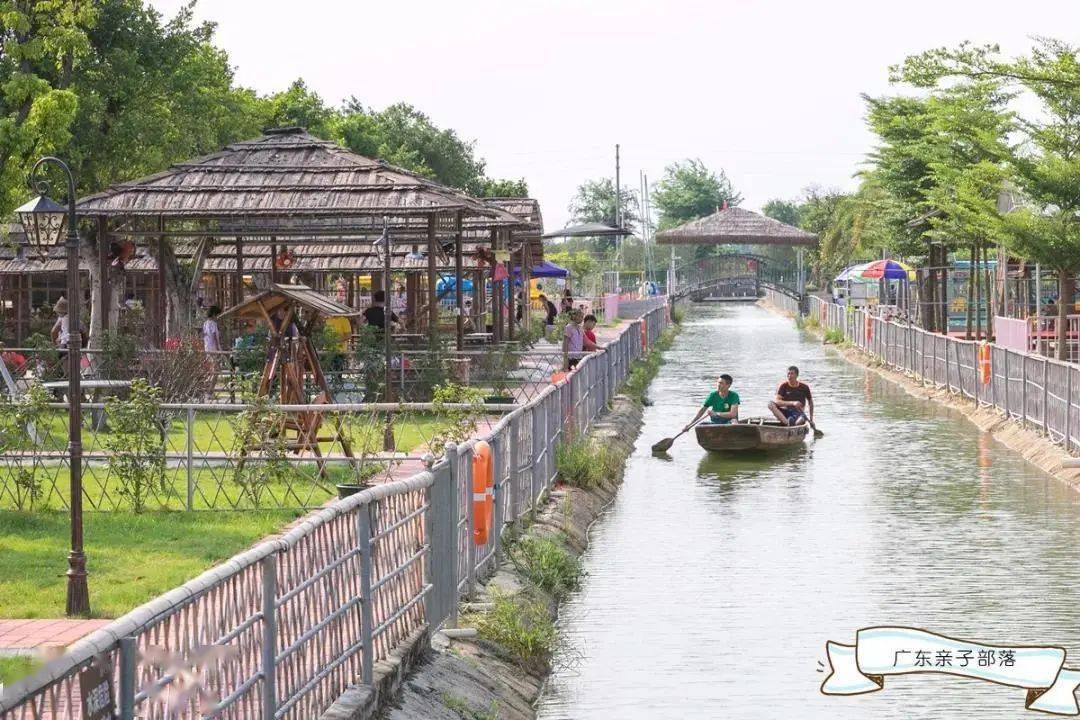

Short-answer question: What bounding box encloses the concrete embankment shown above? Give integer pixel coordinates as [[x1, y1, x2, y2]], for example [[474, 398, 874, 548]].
[[761, 299, 1080, 495]]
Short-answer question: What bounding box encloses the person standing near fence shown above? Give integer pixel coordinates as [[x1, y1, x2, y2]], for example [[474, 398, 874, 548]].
[[564, 308, 585, 370], [202, 305, 222, 352]]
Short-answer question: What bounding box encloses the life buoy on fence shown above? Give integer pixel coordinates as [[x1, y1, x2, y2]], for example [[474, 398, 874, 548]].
[[472, 441, 493, 546], [640, 321, 647, 352], [864, 313, 873, 342], [979, 342, 992, 385]]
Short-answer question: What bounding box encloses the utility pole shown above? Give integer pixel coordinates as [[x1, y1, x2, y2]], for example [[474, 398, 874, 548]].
[[614, 144, 621, 295]]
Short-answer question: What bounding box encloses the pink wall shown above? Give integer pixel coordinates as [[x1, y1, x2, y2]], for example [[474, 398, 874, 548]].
[[995, 316, 1029, 352]]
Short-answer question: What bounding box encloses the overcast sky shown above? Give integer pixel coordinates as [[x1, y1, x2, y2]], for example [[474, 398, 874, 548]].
[[150, 0, 1080, 230]]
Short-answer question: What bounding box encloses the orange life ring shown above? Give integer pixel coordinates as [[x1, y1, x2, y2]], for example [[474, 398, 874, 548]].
[[472, 441, 492, 546], [640, 321, 647, 351], [864, 313, 873, 342], [550, 371, 568, 384], [979, 343, 992, 385]]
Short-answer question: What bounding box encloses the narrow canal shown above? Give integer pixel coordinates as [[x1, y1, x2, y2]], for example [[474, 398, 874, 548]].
[[537, 303, 1080, 719]]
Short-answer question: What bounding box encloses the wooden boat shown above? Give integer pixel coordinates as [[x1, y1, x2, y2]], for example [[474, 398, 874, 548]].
[[695, 418, 808, 452]]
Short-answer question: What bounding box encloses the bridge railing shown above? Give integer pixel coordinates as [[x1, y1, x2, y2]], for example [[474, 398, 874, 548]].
[[0, 304, 670, 720], [784, 291, 1080, 454]]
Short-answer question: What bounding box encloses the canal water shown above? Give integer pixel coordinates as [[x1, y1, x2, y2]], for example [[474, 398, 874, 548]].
[[537, 304, 1080, 719]]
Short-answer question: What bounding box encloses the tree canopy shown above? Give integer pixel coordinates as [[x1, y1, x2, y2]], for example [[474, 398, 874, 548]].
[[568, 177, 640, 233], [651, 159, 742, 231], [0, 1, 527, 219]]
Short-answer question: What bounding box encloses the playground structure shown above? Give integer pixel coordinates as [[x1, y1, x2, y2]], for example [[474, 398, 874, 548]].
[[218, 283, 357, 464]]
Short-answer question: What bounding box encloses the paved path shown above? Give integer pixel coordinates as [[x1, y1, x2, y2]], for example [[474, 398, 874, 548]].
[[0, 619, 110, 652]]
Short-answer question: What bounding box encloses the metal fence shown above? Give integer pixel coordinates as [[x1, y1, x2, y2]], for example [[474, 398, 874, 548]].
[[0, 303, 669, 720], [779, 291, 1079, 454]]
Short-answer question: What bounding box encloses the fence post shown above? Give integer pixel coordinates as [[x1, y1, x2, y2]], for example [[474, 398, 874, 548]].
[[186, 405, 195, 511], [428, 458, 455, 630], [1021, 355, 1028, 425], [357, 504, 374, 685], [444, 442, 460, 627], [260, 555, 277, 718], [990, 347, 997, 408], [1005, 350, 1011, 417], [463, 444, 477, 598], [1067, 368, 1074, 452], [944, 337, 951, 391], [490, 431, 504, 566], [530, 402, 542, 524], [1042, 359, 1049, 432], [508, 414, 520, 522], [119, 635, 137, 720]]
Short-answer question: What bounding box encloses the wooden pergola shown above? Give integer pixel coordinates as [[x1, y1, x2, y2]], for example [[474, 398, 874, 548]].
[[70, 127, 537, 351]]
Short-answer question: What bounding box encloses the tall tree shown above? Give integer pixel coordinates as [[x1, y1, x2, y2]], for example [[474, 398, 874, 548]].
[[477, 177, 528, 198], [651, 159, 742, 231], [896, 39, 1080, 354], [762, 199, 801, 227], [568, 177, 640, 236]]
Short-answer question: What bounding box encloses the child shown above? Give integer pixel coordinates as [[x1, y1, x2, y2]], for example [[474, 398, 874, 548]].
[[583, 314, 599, 351], [563, 308, 585, 370], [202, 305, 222, 352]]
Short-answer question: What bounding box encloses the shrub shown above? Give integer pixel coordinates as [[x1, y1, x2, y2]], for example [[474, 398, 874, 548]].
[[555, 437, 620, 490], [509, 536, 583, 600], [229, 396, 297, 508], [428, 382, 485, 457], [824, 327, 845, 345], [104, 379, 166, 512], [474, 592, 558, 671], [0, 383, 51, 510], [671, 304, 687, 324]]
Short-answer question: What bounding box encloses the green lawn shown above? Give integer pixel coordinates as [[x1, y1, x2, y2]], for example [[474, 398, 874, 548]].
[[0, 656, 39, 686], [0, 509, 303, 619], [0, 410, 449, 511], [19, 409, 444, 457]]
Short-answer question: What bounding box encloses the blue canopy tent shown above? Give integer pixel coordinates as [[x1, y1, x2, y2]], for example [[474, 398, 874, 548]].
[[513, 260, 569, 278]]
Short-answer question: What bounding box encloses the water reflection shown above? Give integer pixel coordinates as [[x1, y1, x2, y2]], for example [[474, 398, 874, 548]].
[[537, 304, 1080, 720]]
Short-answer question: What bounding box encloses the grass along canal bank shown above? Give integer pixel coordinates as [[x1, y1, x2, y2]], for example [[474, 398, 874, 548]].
[[331, 325, 680, 720]]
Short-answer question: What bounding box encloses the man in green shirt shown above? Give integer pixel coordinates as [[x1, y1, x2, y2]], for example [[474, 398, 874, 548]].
[[684, 374, 740, 431]]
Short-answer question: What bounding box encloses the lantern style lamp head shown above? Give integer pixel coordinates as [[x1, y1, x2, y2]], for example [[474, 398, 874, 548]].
[[15, 193, 67, 258]]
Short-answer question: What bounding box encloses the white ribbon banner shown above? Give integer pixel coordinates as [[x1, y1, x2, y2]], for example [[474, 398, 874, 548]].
[[822, 627, 1080, 715]]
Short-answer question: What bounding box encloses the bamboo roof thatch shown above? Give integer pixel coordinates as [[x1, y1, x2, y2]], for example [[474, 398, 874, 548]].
[[217, 284, 360, 321], [656, 206, 817, 246], [0, 194, 547, 274], [76, 127, 517, 226]]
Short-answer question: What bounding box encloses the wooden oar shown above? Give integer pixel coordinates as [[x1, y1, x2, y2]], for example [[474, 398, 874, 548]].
[[798, 410, 824, 439], [652, 416, 706, 452]]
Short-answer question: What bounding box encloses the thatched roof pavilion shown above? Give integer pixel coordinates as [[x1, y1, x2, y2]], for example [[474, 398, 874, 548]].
[[656, 206, 817, 246], [56, 127, 540, 349]]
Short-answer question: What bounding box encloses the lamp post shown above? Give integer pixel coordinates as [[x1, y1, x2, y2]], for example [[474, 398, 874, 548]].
[[15, 157, 89, 616]]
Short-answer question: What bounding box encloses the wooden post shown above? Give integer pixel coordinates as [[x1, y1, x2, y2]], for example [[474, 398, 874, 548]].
[[234, 238, 244, 338], [156, 216, 166, 346], [406, 272, 418, 332], [270, 239, 278, 285], [474, 269, 485, 332], [96, 218, 110, 334], [427, 215, 438, 347], [521, 236, 532, 335], [492, 228, 503, 343], [454, 211, 464, 350], [507, 241, 516, 342]]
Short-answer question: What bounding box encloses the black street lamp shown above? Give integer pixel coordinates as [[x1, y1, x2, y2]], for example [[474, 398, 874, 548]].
[[15, 157, 89, 616]]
